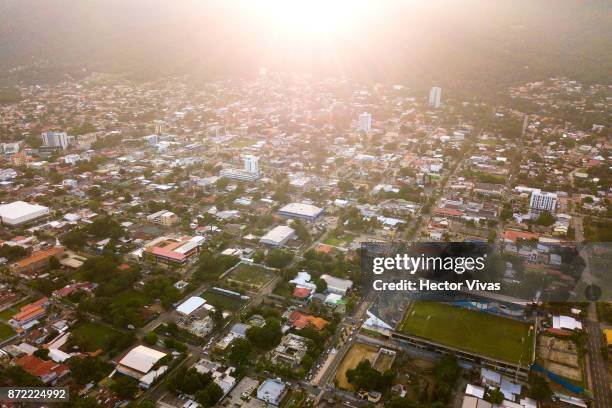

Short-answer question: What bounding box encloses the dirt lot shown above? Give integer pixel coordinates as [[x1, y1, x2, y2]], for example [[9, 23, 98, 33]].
[[373, 351, 395, 372], [335, 343, 378, 390], [538, 335, 582, 382]]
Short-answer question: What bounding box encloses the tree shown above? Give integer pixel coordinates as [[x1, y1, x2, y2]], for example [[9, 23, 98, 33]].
[[33, 348, 49, 359], [485, 387, 505, 404], [67, 356, 113, 385], [345, 360, 394, 392], [315, 278, 327, 293], [246, 318, 282, 350], [265, 249, 294, 269], [143, 332, 158, 346], [110, 375, 139, 399], [195, 382, 223, 407], [536, 211, 555, 226], [49, 256, 61, 270], [227, 338, 251, 366], [528, 374, 552, 401]]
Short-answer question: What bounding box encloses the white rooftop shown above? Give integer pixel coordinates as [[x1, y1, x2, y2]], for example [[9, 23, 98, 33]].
[[176, 296, 206, 316], [260, 225, 295, 244], [119, 345, 167, 374], [0, 201, 49, 220], [278, 202, 323, 218]]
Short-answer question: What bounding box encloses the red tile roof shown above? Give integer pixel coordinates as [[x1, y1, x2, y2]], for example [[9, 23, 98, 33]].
[[16, 354, 69, 382], [292, 287, 312, 299]]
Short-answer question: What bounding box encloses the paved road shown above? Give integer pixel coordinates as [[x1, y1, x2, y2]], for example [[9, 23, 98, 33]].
[[585, 317, 611, 408]]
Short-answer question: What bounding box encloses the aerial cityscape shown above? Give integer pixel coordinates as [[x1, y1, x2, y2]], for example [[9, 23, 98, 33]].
[[0, 1, 610, 408]]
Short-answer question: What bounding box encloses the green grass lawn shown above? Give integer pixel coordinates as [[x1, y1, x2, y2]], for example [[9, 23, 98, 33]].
[[201, 290, 245, 312], [70, 322, 127, 352], [226, 263, 274, 290], [0, 323, 15, 341], [322, 234, 354, 247], [111, 289, 151, 308], [400, 302, 533, 364]]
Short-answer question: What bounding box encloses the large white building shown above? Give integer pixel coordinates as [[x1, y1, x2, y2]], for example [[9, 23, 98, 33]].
[[358, 112, 372, 133], [219, 154, 261, 181], [116, 345, 168, 380], [429, 86, 442, 108], [260, 225, 296, 247], [41, 131, 69, 150], [0, 201, 50, 226], [529, 190, 557, 214], [278, 202, 323, 221], [243, 154, 259, 174]]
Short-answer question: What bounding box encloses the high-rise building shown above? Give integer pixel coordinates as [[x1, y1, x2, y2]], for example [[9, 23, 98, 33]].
[[529, 190, 557, 214], [41, 131, 69, 150], [154, 120, 166, 135], [358, 112, 372, 133], [429, 87, 442, 108], [244, 154, 259, 174]]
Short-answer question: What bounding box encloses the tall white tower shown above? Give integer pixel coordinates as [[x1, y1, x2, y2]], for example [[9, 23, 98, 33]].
[[358, 112, 372, 133], [429, 87, 442, 108], [244, 155, 259, 174], [154, 120, 166, 135], [41, 131, 69, 150]]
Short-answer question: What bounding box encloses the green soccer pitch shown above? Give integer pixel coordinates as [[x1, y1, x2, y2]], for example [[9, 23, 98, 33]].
[[399, 301, 533, 364]]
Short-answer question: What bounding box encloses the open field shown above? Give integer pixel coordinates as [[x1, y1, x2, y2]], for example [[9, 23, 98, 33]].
[[70, 322, 127, 352], [226, 263, 275, 291], [335, 342, 378, 390], [0, 299, 30, 321], [201, 290, 246, 312], [400, 301, 533, 364], [322, 234, 355, 247], [0, 323, 15, 341]]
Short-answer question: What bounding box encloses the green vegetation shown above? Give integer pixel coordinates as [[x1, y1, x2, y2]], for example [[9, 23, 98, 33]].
[[265, 249, 294, 269], [346, 360, 395, 392], [246, 318, 282, 350], [400, 302, 533, 363], [193, 251, 240, 281], [67, 356, 113, 385], [67, 322, 132, 355], [227, 263, 275, 290], [167, 367, 223, 407], [0, 323, 15, 341], [201, 290, 245, 312]]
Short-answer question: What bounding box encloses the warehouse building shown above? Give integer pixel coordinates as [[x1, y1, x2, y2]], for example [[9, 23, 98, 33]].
[[0, 201, 49, 226], [260, 225, 295, 247], [277, 202, 323, 221], [116, 345, 168, 380]]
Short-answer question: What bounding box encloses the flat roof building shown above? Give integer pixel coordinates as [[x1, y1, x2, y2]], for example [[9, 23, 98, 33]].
[[320, 274, 353, 296], [260, 225, 295, 247], [277, 202, 323, 221], [0, 201, 50, 226], [176, 296, 206, 316], [257, 378, 286, 406]]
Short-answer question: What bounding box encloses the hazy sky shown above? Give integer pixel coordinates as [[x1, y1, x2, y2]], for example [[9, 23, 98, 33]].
[[1, 0, 610, 87]]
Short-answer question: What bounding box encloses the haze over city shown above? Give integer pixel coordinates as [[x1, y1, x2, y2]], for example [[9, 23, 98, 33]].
[[0, 1, 609, 408]]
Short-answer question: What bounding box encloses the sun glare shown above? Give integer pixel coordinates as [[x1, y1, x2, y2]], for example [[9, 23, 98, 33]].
[[246, 0, 373, 38]]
